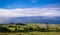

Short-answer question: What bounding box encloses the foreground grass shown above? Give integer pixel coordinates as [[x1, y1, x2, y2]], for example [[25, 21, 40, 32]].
[[0, 32, 60, 35]]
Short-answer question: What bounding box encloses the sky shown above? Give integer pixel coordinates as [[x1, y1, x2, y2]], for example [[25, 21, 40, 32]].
[[0, 0, 60, 23]]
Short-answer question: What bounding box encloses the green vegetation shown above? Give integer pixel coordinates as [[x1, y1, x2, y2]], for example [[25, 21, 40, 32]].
[[0, 23, 60, 35], [0, 23, 60, 32], [0, 32, 60, 35]]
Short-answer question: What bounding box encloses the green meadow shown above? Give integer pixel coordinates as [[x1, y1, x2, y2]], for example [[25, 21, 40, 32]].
[[0, 32, 60, 35]]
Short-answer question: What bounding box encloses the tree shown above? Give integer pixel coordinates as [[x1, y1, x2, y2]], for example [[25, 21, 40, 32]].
[[16, 23, 26, 25], [9, 23, 15, 24]]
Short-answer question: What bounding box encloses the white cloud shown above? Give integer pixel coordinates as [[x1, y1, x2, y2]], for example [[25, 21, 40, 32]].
[[0, 8, 60, 23], [0, 8, 60, 17], [31, 0, 38, 3]]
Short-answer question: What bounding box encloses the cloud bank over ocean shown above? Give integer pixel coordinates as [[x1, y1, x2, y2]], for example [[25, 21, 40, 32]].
[[0, 7, 60, 23]]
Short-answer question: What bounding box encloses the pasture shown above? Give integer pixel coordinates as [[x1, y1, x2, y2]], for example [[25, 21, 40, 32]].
[[0, 32, 60, 35]]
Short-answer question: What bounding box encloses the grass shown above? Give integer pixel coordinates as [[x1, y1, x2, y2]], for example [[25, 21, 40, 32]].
[[0, 32, 60, 35]]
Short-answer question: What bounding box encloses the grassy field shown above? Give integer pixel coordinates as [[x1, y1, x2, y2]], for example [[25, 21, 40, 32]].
[[0, 32, 60, 35]]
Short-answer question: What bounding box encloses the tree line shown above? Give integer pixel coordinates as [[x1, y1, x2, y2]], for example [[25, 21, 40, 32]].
[[0, 23, 60, 32]]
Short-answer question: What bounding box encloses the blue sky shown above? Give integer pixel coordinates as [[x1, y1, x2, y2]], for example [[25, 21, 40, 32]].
[[0, 0, 60, 23], [0, 0, 60, 9]]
